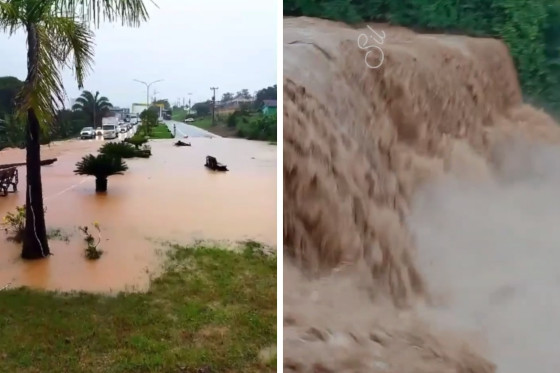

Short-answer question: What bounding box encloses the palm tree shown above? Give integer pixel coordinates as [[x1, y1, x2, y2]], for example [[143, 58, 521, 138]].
[[74, 154, 128, 192], [72, 90, 113, 128], [0, 0, 150, 260]]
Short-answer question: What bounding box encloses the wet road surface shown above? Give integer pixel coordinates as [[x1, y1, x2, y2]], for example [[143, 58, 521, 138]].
[[164, 120, 220, 138]]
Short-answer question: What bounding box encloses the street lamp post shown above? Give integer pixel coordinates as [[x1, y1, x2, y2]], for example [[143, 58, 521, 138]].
[[133, 79, 163, 112], [210, 87, 218, 126]]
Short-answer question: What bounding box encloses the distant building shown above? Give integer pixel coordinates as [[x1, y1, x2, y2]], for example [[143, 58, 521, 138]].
[[216, 96, 254, 115], [108, 106, 130, 120], [131, 103, 149, 115], [262, 100, 277, 116]]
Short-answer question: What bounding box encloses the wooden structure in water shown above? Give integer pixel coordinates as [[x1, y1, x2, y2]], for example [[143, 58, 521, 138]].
[[0, 158, 58, 170], [0, 167, 18, 196], [204, 156, 228, 171]]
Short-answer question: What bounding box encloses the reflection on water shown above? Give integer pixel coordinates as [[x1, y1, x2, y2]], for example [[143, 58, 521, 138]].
[[0, 136, 276, 292]]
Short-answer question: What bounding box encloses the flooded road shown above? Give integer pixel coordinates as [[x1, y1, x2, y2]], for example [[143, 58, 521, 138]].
[[164, 120, 221, 138], [0, 135, 276, 292]]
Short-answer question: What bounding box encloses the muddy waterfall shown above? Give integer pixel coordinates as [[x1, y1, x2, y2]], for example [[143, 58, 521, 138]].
[[284, 17, 560, 372]]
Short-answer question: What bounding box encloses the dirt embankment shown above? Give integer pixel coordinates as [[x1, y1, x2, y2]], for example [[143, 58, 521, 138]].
[[283, 16, 560, 372]]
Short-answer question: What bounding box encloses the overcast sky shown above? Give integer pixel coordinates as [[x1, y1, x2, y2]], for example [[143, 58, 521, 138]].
[[0, 0, 277, 108]]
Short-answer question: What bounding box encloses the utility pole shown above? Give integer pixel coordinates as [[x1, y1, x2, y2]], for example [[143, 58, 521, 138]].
[[133, 79, 163, 112], [210, 87, 218, 126]]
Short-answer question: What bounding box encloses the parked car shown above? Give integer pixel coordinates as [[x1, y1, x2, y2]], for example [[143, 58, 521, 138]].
[[80, 127, 95, 139], [184, 117, 194, 122], [102, 124, 118, 140]]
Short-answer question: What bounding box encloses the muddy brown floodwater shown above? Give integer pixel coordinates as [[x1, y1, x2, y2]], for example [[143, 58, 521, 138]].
[[0, 136, 276, 293]]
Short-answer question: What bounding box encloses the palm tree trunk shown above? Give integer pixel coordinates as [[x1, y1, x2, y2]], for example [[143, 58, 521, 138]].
[[22, 24, 50, 260], [95, 177, 108, 192]]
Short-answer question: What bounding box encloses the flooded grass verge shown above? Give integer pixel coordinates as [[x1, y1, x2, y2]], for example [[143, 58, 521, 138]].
[[0, 241, 277, 372]]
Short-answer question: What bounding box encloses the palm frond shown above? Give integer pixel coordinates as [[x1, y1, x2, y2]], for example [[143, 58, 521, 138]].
[[74, 153, 128, 178], [53, 0, 155, 27], [81, 90, 95, 99], [97, 96, 112, 107], [71, 102, 84, 110], [16, 23, 65, 129], [0, 0, 23, 34], [16, 11, 96, 129], [43, 15, 95, 88]]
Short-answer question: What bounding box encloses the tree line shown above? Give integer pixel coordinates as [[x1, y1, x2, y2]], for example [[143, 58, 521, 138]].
[[187, 85, 277, 116], [284, 0, 560, 116], [0, 76, 113, 150]]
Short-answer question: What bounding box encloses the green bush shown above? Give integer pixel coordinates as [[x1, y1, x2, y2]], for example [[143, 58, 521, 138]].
[[99, 141, 151, 158], [74, 154, 128, 192], [227, 111, 239, 127], [1, 205, 25, 242], [79, 224, 103, 260], [238, 115, 277, 141], [124, 135, 148, 149], [140, 109, 158, 135], [99, 142, 136, 158]]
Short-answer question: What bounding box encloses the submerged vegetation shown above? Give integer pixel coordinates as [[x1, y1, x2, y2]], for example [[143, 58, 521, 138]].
[[99, 141, 151, 158], [124, 135, 149, 148], [1, 205, 26, 242], [74, 154, 128, 193], [79, 223, 103, 260]]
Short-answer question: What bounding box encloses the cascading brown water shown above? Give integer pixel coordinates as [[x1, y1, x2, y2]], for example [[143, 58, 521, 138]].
[[284, 16, 560, 372]]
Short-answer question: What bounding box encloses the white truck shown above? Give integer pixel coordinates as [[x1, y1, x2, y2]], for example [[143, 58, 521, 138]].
[[101, 117, 119, 140], [130, 103, 148, 125], [130, 114, 139, 125]]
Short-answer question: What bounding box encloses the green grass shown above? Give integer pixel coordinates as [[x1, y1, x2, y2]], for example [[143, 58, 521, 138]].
[[0, 242, 277, 372], [188, 117, 214, 130], [235, 113, 276, 142], [148, 124, 174, 139], [171, 109, 188, 122]]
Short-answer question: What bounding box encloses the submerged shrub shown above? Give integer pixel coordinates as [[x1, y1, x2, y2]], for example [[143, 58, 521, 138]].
[[1, 205, 25, 242], [74, 154, 128, 193], [99, 142, 137, 158], [124, 136, 148, 149], [79, 223, 103, 260], [2, 205, 46, 243], [99, 141, 151, 158]]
